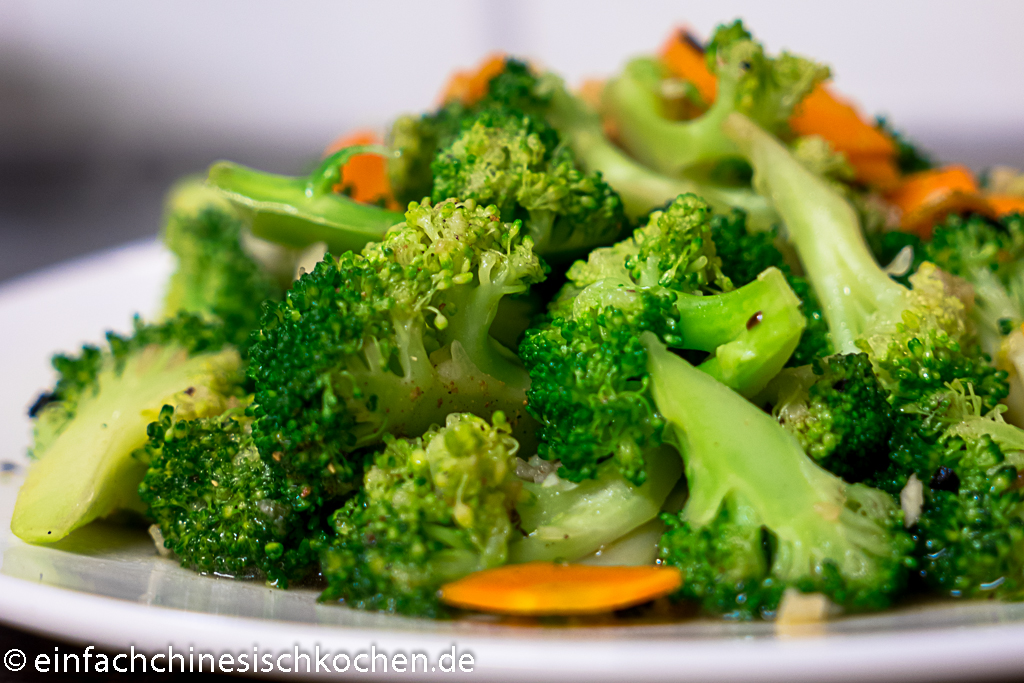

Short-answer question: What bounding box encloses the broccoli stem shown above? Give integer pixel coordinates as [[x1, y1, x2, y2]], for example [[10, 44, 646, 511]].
[[509, 444, 682, 563], [543, 80, 778, 231], [207, 146, 404, 254], [602, 57, 740, 177], [723, 113, 907, 354], [642, 332, 841, 531], [679, 267, 806, 396]]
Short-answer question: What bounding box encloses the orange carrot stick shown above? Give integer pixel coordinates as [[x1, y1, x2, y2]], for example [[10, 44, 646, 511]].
[[439, 562, 682, 616], [988, 194, 1024, 217], [660, 29, 717, 104], [845, 153, 901, 191], [790, 85, 895, 158], [440, 53, 507, 106], [322, 130, 398, 209], [886, 165, 991, 238]]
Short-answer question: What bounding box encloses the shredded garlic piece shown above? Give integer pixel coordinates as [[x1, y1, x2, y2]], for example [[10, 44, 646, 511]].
[[901, 474, 924, 528]]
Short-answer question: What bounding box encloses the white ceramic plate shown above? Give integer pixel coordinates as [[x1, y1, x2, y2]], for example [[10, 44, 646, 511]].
[[3, 242, 1024, 682]]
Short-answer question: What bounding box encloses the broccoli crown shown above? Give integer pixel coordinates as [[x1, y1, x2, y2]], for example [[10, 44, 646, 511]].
[[138, 406, 324, 587], [914, 432, 1024, 599], [162, 197, 282, 348], [431, 108, 626, 260], [862, 264, 1008, 412], [14, 313, 245, 544], [602, 22, 829, 177], [646, 334, 914, 618], [555, 194, 732, 304], [320, 412, 522, 617], [775, 353, 894, 482], [710, 210, 832, 365], [387, 59, 551, 208], [522, 196, 805, 484], [248, 198, 544, 492], [521, 294, 676, 485], [922, 213, 1024, 353], [873, 389, 1024, 599], [628, 194, 732, 292]]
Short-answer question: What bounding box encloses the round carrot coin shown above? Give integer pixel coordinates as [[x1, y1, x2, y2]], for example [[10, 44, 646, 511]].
[[439, 562, 682, 616]]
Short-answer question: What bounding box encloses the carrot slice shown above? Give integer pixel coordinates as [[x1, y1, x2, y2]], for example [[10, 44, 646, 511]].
[[886, 165, 991, 238], [988, 194, 1024, 217], [439, 562, 682, 616], [322, 130, 397, 209], [660, 29, 716, 104], [440, 53, 507, 106], [790, 85, 895, 159], [846, 153, 901, 191]]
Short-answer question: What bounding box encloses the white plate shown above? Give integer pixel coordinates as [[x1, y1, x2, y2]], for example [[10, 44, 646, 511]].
[[3, 242, 1024, 682]]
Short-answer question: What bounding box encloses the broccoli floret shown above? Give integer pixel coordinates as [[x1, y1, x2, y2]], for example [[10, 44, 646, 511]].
[[873, 386, 1024, 599], [13, 314, 245, 543], [710, 209, 832, 365], [521, 194, 805, 485], [921, 214, 1024, 361], [161, 180, 283, 347], [138, 406, 325, 587], [771, 353, 894, 482], [431, 108, 627, 260], [647, 334, 913, 618], [207, 145, 405, 254], [602, 21, 829, 178], [248, 198, 545, 494], [320, 412, 522, 617], [386, 60, 551, 208], [725, 112, 1007, 412]]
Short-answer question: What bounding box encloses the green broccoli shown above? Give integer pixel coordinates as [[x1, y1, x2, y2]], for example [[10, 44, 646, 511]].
[[602, 21, 829, 178], [521, 194, 806, 486], [138, 405, 324, 587], [648, 332, 913, 618], [248, 198, 545, 496], [869, 213, 1024, 425], [769, 353, 894, 482], [320, 412, 522, 617], [13, 314, 245, 543], [207, 145, 405, 254], [876, 384, 1024, 599], [431, 108, 627, 260], [160, 179, 284, 347]]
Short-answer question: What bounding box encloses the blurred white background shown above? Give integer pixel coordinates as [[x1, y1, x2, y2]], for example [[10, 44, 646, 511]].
[[1, 0, 1023, 281]]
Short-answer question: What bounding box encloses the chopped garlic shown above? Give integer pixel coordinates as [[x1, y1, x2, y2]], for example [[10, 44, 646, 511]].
[[883, 245, 915, 277], [901, 474, 924, 528], [148, 524, 173, 558], [776, 588, 838, 625]]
